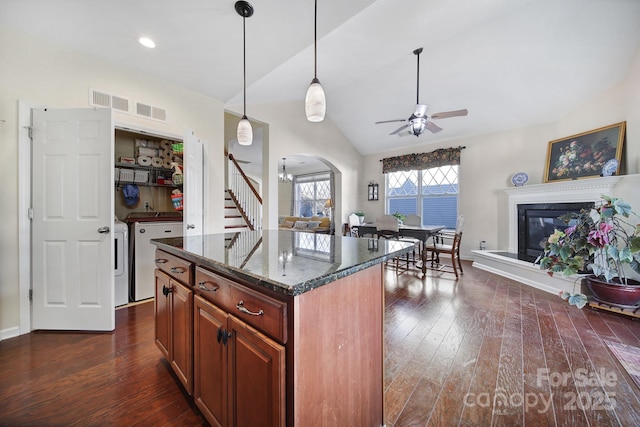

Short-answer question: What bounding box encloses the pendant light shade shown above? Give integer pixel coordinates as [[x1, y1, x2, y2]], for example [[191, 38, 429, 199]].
[[236, 1, 254, 145], [237, 115, 253, 145], [305, 0, 326, 122], [305, 78, 326, 122]]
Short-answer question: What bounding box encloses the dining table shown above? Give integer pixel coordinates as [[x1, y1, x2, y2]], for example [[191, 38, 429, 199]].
[[355, 223, 446, 275]]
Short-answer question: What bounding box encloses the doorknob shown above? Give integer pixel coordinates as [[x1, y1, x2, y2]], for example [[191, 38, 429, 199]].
[[97, 226, 110, 234], [187, 224, 195, 229]]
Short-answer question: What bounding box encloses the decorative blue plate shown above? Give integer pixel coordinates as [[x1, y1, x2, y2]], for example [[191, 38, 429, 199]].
[[511, 172, 529, 187], [602, 159, 619, 177]]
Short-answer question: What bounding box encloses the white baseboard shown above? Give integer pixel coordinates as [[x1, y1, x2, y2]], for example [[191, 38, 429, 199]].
[[0, 326, 20, 341], [471, 250, 581, 295]]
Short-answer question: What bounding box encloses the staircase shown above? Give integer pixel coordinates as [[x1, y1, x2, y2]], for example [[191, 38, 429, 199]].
[[224, 190, 250, 231], [226, 153, 262, 231]]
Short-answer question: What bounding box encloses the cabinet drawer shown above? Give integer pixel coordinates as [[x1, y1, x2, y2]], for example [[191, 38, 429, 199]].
[[155, 250, 193, 285], [195, 267, 288, 344]]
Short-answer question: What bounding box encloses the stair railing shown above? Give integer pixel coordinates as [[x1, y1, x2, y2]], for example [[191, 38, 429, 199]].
[[227, 153, 262, 230]]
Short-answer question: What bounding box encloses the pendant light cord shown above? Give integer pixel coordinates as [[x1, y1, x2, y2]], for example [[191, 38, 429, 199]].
[[243, 14, 247, 117], [313, 0, 318, 79]]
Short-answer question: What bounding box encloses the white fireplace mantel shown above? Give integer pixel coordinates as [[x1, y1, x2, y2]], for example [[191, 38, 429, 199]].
[[504, 176, 621, 253]]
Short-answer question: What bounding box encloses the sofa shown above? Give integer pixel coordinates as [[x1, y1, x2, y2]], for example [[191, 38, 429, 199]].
[[279, 216, 331, 234]]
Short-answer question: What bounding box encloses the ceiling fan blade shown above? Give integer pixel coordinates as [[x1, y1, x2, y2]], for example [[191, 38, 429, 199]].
[[397, 130, 413, 137], [430, 109, 468, 120], [375, 119, 406, 124], [413, 104, 428, 117], [389, 124, 409, 135], [425, 121, 443, 133]]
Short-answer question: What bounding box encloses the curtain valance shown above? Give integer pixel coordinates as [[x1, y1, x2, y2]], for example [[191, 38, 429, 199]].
[[381, 146, 464, 174]]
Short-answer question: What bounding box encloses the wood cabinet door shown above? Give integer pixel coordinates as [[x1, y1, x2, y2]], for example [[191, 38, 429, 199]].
[[170, 280, 194, 395], [227, 316, 286, 427], [154, 270, 171, 359], [194, 296, 228, 427]]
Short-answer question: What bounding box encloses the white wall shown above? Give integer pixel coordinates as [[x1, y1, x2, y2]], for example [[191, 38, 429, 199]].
[[232, 100, 363, 232], [361, 48, 640, 260], [0, 28, 225, 336]]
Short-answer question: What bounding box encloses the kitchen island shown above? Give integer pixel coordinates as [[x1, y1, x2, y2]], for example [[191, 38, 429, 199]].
[[151, 230, 413, 427]]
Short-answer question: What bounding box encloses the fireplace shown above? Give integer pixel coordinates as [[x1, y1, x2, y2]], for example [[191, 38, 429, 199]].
[[517, 202, 593, 262], [471, 176, 621, 295]]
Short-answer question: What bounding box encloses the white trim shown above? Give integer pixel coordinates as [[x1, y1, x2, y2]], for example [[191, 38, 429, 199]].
[[0, 326, 20, 341], [471, 250, 581, 294], [18, 100, 39, 335], [114, 122, 182, 141]]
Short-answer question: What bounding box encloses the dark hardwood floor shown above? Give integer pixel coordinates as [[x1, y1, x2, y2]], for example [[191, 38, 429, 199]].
[[1, 262, 640, 426]]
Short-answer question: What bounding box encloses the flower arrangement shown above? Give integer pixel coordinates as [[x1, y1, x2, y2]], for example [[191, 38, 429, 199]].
[[535, 195, 640, 308]]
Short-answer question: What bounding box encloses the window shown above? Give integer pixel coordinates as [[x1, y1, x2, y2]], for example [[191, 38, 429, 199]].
[[293, 172, 332, 217], [386, 165, 459, 228]]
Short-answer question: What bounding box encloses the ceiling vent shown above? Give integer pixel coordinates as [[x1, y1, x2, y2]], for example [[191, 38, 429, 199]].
[[89, 88, 130, 113], [136, 102, 167, 123]]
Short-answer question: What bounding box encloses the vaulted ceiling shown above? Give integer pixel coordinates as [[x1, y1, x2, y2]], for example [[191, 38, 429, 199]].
[[2, 0, 639, 156]]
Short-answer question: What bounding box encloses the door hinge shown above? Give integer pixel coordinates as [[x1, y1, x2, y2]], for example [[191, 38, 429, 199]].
[[28, 208, 33, 220], [25, 126, 33, 139], [29, 289, 33, 301]]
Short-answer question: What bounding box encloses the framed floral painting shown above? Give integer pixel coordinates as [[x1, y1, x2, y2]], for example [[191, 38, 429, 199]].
[[544, 122, 626, 182]]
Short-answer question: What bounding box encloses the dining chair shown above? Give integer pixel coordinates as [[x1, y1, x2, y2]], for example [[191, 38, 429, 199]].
[[404, 214, 421, 226], [398, 214, 424, 266], [376, 215, 414, 272], [375, 214, 399, 239], [426, 215, 464, 278], [348, 213, 361, 237]]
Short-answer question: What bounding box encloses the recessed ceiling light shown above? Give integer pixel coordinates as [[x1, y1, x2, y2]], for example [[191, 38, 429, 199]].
[[138, 37, 156, 48]]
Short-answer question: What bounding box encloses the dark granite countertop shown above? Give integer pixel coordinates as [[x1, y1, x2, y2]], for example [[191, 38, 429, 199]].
[[151, 230, 414, 297]]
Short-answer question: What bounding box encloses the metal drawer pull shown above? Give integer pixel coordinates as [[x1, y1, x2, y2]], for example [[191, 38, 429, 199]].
[[170, 267, 184, 274], [198, 281, 219, 292], [236, 300, 264, 316], [155, 258, 168, 264]]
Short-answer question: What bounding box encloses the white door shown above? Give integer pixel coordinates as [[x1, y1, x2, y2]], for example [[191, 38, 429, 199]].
[[183, 130, 203, 236], [32, 107, 115, 331]]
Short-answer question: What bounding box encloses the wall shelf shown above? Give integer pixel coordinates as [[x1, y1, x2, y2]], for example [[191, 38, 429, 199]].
[[115, 162, 178, 188]]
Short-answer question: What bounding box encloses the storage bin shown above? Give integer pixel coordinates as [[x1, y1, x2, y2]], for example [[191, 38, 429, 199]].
[[119, 168, 134, 182], [134, 170, 149, 184]]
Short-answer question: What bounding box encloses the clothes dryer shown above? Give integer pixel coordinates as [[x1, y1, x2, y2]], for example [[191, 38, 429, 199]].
[[114, 220, 129, 307]]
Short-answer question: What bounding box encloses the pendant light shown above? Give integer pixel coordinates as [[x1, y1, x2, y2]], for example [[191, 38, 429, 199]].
[[236, 1, 254, 145], [305, 0, 326, 122], [279, 158, 292, 183]]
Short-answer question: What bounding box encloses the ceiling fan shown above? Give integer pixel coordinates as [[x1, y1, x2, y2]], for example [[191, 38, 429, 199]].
[[375, 47, 468, 137]]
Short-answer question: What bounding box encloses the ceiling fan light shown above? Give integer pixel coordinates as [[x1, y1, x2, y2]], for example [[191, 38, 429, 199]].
[[410, 118, 426, 136], [237, 116, 253, 145], [305, 78, 326, 122]]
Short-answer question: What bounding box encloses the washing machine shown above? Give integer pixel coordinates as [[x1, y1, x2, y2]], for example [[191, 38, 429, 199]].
[[114, 220, 129, 307], [132, 221, 183, 301]]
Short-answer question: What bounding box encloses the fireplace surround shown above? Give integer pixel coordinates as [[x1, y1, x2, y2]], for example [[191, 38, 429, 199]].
[[473, 176, 621, 294]]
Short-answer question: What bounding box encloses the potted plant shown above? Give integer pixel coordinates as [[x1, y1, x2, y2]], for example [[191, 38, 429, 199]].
[[354, 211, 366, 225], [535, 195, 640, 308], [392, 212, 406, 225]]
